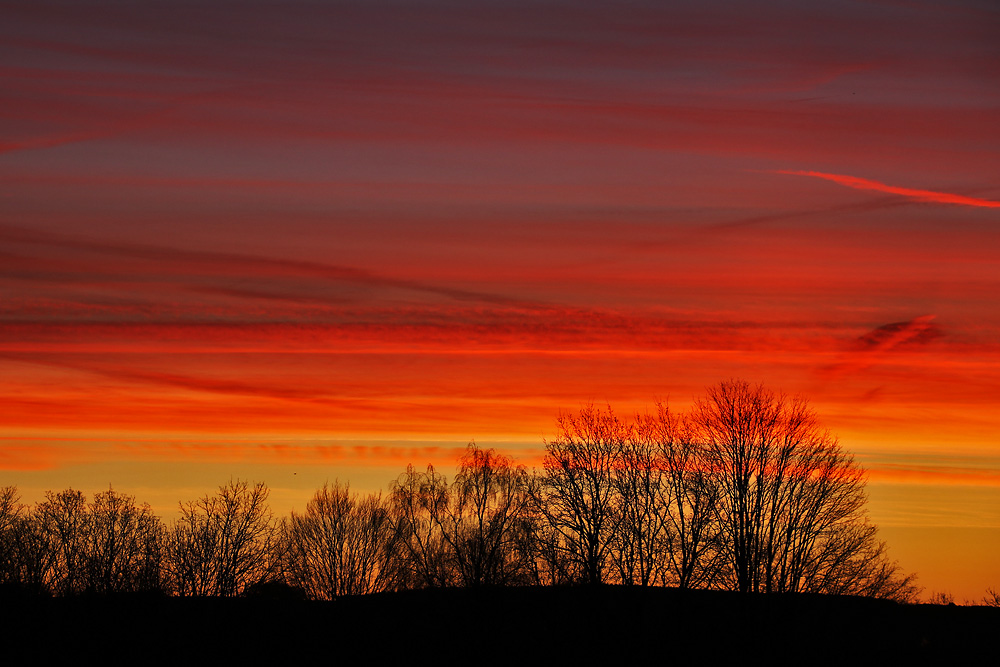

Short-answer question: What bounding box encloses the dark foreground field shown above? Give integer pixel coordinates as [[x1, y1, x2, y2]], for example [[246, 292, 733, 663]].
[[2, 586, 996, 664]]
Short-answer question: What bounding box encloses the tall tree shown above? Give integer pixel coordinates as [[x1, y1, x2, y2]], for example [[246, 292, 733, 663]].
[[637, 405, 722, 589], [691, 380, 895, 595], [608, 425, 669, 586], [537, 405, 628, 585]]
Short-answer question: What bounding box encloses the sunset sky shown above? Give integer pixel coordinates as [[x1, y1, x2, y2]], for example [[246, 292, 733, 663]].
[[1, 0, 998, 601]]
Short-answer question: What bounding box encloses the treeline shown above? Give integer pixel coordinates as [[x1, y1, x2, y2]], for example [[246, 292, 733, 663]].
[[1, 381, 921, 601]]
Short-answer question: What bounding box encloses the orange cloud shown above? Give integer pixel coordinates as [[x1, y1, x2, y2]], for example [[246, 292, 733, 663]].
[[0, 436, 543, 473], [866, 465, 1000, 488], [776, 170, 1000, 208]]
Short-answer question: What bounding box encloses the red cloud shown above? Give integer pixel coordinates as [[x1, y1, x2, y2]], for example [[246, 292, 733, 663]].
[[821, 315, 941, 378]]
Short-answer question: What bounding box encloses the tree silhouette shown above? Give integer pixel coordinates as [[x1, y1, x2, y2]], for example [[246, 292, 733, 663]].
[[0, 486, 28, 588], [35, 489, 89, 595], [433, 443, 535, 587], [638, 404, 722, 589], [0, 487, 52, 594], [524, 382, 917, 598], [791, 517, 918, 600], [690, 380, 914, 598], [164, 480, 279, 597], [607, 419, 670, 586], [282, 482, 399, 599], [390, 464, 453, 588], [537, 405, 628, 585], [83, 488, 163, 594]]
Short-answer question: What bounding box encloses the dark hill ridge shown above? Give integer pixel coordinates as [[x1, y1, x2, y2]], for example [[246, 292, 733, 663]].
[[2, 586, 995, 664]]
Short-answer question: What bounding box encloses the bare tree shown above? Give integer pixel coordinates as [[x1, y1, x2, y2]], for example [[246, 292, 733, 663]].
[[0, 487, 17, 533], [608, 425, 669, 586], [0, 488, 54, 594], [794, 518, 920, 601], [83, 488, 163, 593], [537, 405, 627, 585], [0, 486, 25, 587], [282, 482, 399, 599], [691, 380, 915, 597], [35, 488, 89, 595], [390, 464, 452, 588], [164, 480, 279, 597], [432, 443, 535, 587], [521, 510, 581, 586], [638, 405, 722, 589]]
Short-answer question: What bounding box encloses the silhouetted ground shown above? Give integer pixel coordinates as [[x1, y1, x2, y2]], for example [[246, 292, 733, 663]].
[[2, 585, 996, 664]]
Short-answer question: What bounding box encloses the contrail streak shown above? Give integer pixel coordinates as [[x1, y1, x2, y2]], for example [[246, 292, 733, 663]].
[[776, 170, 1000, 208]]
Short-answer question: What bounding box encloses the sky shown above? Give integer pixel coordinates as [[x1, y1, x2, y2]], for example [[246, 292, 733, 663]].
[[1, 0, 998, 601]]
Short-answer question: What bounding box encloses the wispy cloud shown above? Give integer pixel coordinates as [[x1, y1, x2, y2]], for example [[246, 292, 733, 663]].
[[776, 170, 1000, 208], [0, 223, 547, 310], [821, 315, 942, 378], [860, 449, 1000, 488], [0, 436, 484, 472]]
